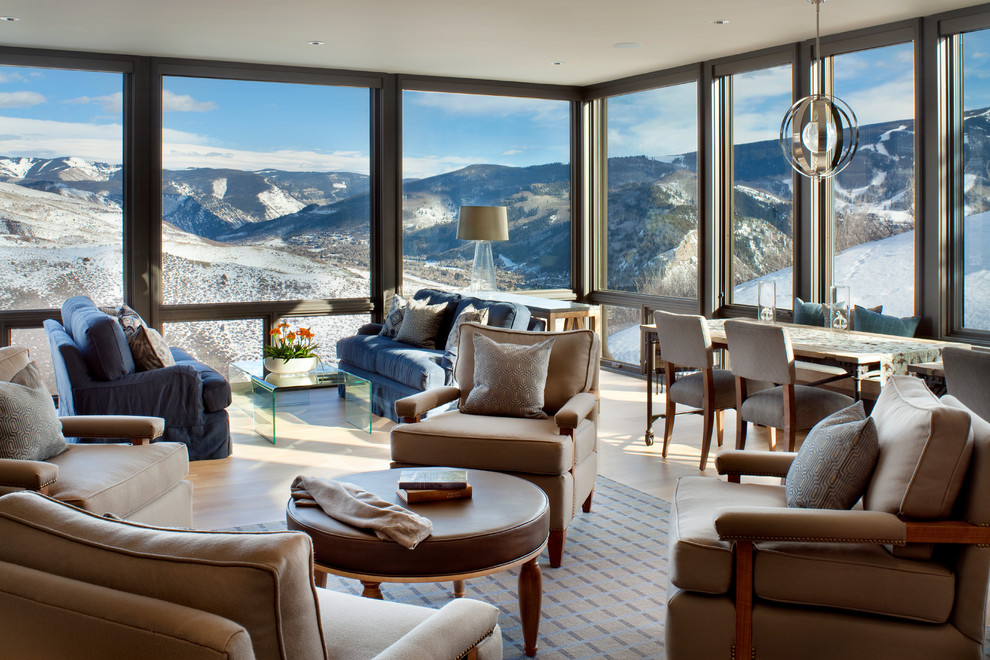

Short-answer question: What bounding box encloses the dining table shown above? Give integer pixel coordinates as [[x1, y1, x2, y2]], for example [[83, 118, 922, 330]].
[[639, 319, 966, 447]]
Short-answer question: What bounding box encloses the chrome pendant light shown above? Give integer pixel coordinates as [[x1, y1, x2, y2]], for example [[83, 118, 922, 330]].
[[780, 0, 858, 179]]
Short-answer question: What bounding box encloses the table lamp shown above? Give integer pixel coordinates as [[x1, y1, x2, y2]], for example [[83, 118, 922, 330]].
[[457, 205, 509, 292]]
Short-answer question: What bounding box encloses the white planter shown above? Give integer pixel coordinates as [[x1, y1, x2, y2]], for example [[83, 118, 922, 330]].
[[264, 356, 319, 374]]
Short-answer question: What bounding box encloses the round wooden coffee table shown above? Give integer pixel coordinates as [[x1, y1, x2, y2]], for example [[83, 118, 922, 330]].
[[286, 468, 549, 656]]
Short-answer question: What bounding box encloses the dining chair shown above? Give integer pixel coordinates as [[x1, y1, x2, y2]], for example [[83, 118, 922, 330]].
[[653, 311, 736, 470], [724, 319, 854, 451], [941, 345, 990, 422]]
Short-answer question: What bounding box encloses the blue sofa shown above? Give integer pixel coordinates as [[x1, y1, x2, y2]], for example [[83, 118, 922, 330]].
[[44, 296, 232, 460], [337, 289, 538, 420]]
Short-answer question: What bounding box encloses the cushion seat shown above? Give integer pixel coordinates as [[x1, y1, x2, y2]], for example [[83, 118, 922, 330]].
[[668, 368, 736, 409], [336, 334, 395, 373], [48, 442, 190, 518], [391, 409, 596, 475], [671, 476, 956, 624], [740, 385, 853, 430], [374, 344, 448, 390]]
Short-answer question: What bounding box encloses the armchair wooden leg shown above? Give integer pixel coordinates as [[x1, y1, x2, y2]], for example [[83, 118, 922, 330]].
[[734, 540, 754, 660], [548, 530, 565, 568], [582, 490, 593, 513]]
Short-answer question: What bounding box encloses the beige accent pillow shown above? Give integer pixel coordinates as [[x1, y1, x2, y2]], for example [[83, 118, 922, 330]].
[[394, 299, 447, 349], [864, 375, 973, 519], [444, 306, 490, 356], [461, 333, 556, 419], [11, 362, 48, 393], [128, 326, 176, 372], [0, 381, 65, 461]]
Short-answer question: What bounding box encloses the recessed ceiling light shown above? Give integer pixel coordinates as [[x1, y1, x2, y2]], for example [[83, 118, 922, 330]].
[[0, 17, 21, 22], [613, 42, 643, 49], [552, 61, 565, 66], [307, 40, 325, 46], [713, 19, 729, 24]]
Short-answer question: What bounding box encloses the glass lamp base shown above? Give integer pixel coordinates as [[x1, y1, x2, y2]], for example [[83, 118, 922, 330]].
[[467, 240, 498, 293]]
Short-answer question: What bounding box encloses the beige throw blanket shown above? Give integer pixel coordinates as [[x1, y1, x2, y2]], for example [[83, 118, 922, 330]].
[[290, 475, 433, 549]]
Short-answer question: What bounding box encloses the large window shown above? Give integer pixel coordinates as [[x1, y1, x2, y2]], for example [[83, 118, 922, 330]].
[[0, 65, 124, 311], [726, 65, 795, 310], [401, 90, 572, 293], [161, 77, 371, 306], [830, 42, 916, 316], [602, 82, 699, 298], [960, 27, 990, 331]]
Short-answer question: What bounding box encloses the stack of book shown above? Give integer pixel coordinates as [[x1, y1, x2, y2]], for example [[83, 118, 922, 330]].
[[396, 468, 472, 503]]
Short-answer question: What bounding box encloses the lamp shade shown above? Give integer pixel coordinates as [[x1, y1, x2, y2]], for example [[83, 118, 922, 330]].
[[457, 206, 509, 241]]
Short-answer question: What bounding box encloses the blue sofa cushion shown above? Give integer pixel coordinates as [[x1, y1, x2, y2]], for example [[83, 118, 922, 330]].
[[170, 348, 232, 413], [62, 297, 135, 381], [337, 334, 399, 373], [374, 343, 448, 390]]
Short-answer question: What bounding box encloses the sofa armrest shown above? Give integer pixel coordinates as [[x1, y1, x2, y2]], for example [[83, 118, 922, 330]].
[[70, 364, 204, 426], [395, 386, 462, 421], [714, 507, 906, 545], [0, 459, 58, 494], [358, 322, 384, 336], [59, 415, 165, 444], [371, 598, 500, 660], [715, 450, 795, 481], [555, 392, 597, 430]]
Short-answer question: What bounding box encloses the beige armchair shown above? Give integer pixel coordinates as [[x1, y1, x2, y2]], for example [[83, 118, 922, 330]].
[[0, 345, 191, 527], [0, 491, 502, 660], [666, 378, 990, 659], [390, 323, 601, 567]]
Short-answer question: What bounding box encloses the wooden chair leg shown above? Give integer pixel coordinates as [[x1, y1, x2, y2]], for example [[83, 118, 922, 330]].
[[662, 363, 676, 458], [582, 489, 593, 513], [548, 529, 565, 568], [715, 409, 724, 447], [768, 426, 777, 451], [700, 405, 714, 471], [735, 376, 748, 450]]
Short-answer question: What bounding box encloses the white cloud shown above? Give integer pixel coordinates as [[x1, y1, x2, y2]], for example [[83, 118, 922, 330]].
[[0, 91, 45, 108], [66, 92, 123, 114], [402, 154, 485, 179], [407, 91, 568, 123], [502, 148, 522, 155], [0, 115, 121, 162], [162, 90, 217, 113], [607, 83, 698, 157], [162, 141, 369, 174], [840, 77, 914, 127], [0, 71, 27, 84]]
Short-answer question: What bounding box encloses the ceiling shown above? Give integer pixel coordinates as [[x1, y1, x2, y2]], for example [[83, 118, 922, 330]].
[[1, 0, 986, 86]]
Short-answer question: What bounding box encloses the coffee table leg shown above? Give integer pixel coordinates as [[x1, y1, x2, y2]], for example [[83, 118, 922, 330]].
[[360, 580, 384, 599], [453, 579, 466, 597], [519, 557, 542, 656]]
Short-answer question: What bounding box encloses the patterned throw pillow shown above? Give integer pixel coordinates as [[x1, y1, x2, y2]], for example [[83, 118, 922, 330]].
[[379, 294, 409, 339], [461, 333, 557, 419], [128, 325, 176, 371], [444, 306, 490, 355], [115, 304, 147, 338], [394, 299, 448, 349], [0, 381, 66, 461], [786, 401, 879, 509]]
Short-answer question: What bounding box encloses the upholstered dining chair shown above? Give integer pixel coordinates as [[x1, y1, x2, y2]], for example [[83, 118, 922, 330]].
[[942, 345, 990, 422], [665, 376, 990, 660], [653, 310, 736, 470], [724, 319, 853, 452], [390, 322, 600, 568]]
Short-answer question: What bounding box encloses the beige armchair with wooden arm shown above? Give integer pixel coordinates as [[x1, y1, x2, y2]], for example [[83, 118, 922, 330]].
[[0, 414, 192, 527], [391, 322, 601, 567], [665, 379, 990, 660]]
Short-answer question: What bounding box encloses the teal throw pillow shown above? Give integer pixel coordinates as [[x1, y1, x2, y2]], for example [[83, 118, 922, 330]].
[[786, 401, 879, 509], [793, 298, 825, 327], [853, 305, 920, 337]]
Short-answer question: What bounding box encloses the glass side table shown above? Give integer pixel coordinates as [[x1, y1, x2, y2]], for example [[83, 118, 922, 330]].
[[229, 360, 371, 443]]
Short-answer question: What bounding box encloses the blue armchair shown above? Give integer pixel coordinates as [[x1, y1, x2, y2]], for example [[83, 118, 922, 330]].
[[44, 296, 231, 460]]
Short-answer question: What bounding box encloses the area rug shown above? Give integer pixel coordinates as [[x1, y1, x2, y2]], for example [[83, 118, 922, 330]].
[[233, 475, 669, 659]]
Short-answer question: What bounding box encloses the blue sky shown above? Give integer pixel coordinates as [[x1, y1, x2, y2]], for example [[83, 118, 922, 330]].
[[0, 36, 986, 176]]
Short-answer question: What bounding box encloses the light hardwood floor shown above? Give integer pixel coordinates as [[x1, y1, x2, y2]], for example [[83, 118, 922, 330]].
[[187, 369, 779, 530]]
